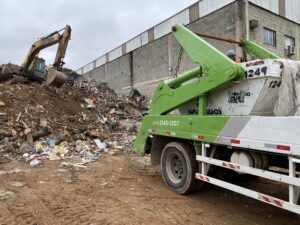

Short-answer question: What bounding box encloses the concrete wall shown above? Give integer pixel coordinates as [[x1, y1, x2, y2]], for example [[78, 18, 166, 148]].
[[84, 2, 239, 98], [249, 3, 300, 60], [82, 0, 300, 98], [132, 36, 169, 97], [106, 54, 132, 90], [136, 2, 238, 97], [89, 65, 105, 81], [169, 2, 238, 76]]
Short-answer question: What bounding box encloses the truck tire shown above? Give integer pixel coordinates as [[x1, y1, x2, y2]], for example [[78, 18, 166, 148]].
[[161, 141, 199, 194]]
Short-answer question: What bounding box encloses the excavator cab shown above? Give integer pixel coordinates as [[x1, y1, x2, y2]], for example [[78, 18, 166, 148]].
[[28, 57, 46, 81]]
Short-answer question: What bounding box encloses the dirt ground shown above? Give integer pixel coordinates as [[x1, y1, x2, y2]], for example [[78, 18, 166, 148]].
[[0, 153, 299, 225]]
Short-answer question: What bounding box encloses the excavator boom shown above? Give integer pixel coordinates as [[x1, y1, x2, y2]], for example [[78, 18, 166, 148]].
[[21, 25, 72, 73]]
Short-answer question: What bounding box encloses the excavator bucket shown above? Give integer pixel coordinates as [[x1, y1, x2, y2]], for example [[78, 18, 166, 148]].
[[46, 68, 67, 87]]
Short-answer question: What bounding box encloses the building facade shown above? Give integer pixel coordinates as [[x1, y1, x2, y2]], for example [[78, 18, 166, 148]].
[[78, 0, 300, 97]]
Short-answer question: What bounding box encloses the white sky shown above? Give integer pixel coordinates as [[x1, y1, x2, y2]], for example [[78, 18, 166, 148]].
[[0, 0, 198, 70]]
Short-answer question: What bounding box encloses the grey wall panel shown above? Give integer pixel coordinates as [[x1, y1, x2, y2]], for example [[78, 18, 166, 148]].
[[106, 54, 131, 90], [89, 65, 106, 81], [132, 36, 169, 84]]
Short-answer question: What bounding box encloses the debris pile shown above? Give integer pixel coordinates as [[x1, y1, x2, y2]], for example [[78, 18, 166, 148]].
[[0, 79, 148, 165]]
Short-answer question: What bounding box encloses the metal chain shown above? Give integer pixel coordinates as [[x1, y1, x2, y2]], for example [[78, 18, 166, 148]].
[[173, 47, 184, 78]]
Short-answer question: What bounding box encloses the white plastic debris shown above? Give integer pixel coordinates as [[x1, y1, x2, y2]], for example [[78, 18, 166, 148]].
[[94, 139, 107, 149], [29, 159, 42, 167], [10, 181, 25, 187]]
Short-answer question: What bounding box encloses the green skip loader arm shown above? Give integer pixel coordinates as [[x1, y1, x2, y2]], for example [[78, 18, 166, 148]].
[[133, 25, 278, 155], [240, 40, 279, 60]]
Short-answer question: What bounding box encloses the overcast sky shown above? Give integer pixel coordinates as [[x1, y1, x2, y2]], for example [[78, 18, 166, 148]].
[[0, 0, 197, 70]]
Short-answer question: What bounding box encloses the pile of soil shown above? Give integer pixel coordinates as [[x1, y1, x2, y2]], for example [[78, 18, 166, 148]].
[[0, 80, 148, 164]]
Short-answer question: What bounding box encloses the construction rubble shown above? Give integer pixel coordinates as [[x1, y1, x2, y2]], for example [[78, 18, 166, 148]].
[[0, 77, 148, 166]]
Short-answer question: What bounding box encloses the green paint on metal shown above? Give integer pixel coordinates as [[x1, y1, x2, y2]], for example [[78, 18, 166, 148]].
[[149, 25, 244, 115], [133, 115, 230, 155], [193, 142, 202, 156], [166, 67, 202, 87], [198, 95, 207, 116], [241, 40, 279, 59]]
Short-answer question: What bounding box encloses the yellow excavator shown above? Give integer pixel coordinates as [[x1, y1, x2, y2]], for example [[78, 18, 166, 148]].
[[20, 25, 72, 87]]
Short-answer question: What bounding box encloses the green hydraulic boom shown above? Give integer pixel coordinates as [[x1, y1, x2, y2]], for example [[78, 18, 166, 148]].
[[149, 25, 244, 116], [133, 24, 279, 155]]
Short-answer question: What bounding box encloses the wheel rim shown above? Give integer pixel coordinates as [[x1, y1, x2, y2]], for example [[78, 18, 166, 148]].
[[166, 151, 184, 184]]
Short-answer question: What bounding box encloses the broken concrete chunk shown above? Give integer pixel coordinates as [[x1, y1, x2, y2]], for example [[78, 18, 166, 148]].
[[20, 142, 34, 154], [1, 63, 20, 76], [0, 190, 15, 201]]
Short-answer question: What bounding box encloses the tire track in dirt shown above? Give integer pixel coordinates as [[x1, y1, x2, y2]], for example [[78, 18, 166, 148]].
[[1, 156, 299, 225], [0, 203, 10, 216], [0, 203, 14, 225], [5, 202, 39, 225], [3, 190, 55, 225], [48, 194, 97, 225]]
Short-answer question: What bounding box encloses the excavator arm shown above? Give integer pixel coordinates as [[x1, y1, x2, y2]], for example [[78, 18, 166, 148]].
[[53, 25, 72, 68], [21, 25, 71, 73]]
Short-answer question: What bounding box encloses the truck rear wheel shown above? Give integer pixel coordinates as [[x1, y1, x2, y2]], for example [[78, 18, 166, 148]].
[[161, 141, 199, 194]]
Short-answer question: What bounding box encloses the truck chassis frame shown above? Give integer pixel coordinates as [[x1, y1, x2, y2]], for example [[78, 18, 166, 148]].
[[197, 142, 300, 214]]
